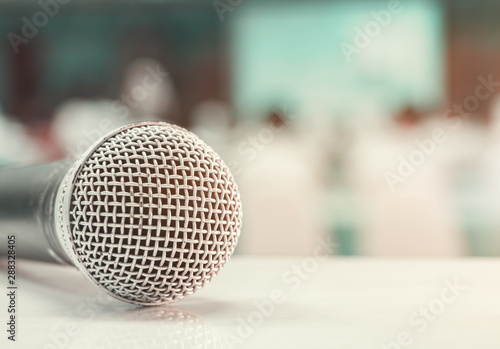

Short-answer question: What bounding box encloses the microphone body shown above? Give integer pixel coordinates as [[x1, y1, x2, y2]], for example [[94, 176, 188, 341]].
[[0, 122, 242, 305], [0, 161, 71, 264]]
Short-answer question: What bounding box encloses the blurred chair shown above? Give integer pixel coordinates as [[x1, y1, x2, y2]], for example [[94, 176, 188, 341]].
[[346, 110, 466, 256], [470, 95, 500, 255], [0, 107, 45, 166], [236, 112, 329, 255], [190, 100, 234, 161]]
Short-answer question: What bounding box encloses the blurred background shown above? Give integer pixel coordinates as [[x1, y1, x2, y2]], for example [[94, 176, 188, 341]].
[[0, 0, 499, 256]]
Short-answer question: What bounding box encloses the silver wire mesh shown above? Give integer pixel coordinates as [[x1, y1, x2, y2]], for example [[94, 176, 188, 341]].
[[68, 124, 242, 304]]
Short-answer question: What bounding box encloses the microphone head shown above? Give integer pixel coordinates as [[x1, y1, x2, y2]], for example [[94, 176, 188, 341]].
[[55, 122, 242, 305]]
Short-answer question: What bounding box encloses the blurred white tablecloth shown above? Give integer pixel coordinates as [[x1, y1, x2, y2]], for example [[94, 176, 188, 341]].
[[1, 257, 500, 349]]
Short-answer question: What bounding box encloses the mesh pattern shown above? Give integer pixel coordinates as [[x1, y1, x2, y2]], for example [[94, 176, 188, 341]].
[[68, 124, 242, 304]]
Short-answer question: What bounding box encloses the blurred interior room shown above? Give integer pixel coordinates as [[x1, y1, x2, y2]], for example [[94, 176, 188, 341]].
[[1, 0, 500, 257]]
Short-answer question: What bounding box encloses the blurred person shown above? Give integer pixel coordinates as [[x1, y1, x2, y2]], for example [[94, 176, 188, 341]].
[[121, 58, 179, 123], [51, 59, 179, 158], [235, 109, 329, 255], [346, 107, 466, 256]]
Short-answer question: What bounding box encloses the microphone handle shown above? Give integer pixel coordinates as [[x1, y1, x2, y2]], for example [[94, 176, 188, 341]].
[[0, 161, 72, 264]]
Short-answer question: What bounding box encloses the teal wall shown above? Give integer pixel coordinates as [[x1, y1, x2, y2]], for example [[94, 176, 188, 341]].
[[230, 0, 445, 119]]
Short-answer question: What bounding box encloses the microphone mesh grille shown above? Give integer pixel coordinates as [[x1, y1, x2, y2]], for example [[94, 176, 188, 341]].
[[68, 123, 242, 305]]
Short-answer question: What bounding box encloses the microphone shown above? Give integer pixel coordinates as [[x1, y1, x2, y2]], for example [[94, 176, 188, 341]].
[[0, 122, 242, 305]]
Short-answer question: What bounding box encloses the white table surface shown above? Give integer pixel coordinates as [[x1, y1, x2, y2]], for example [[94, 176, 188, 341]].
[[1, 257, 500, 349]]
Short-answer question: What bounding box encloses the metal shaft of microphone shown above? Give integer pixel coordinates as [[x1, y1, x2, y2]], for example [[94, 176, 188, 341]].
[[0, 161, 72, 264]]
